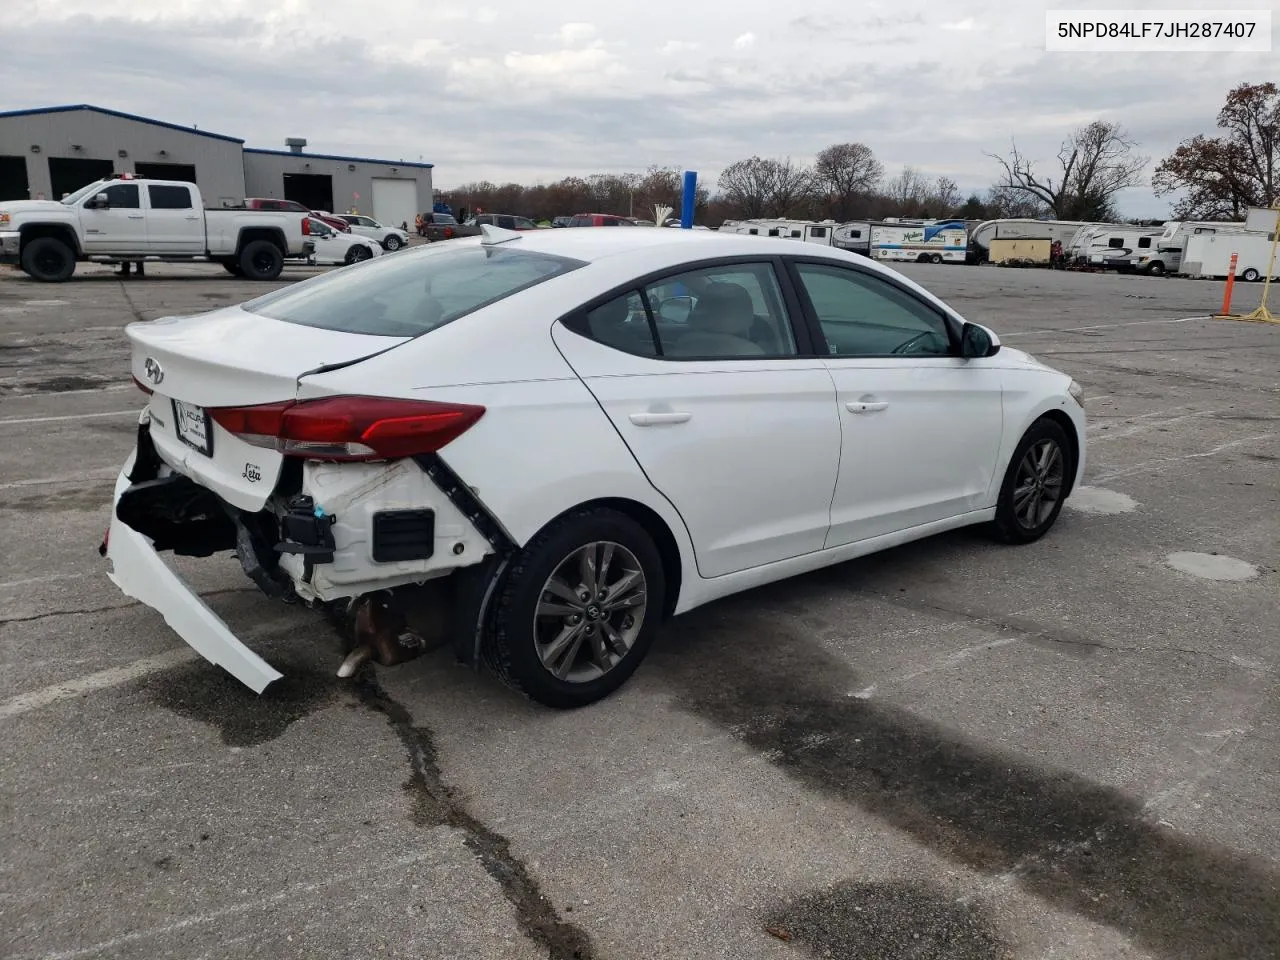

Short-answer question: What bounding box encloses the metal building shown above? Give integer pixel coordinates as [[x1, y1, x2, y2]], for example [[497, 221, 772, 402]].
[[0, 105, 433, 226]]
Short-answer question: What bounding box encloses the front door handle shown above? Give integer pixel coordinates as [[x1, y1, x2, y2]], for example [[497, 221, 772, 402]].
[[128, 214, 145, 220], [845, 400, 889, 414], [184, 216, 200, 221], [629, 411, 692, 426]]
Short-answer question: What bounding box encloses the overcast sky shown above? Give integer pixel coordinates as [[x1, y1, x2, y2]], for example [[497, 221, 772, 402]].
[[3, 0, 1276, 216]]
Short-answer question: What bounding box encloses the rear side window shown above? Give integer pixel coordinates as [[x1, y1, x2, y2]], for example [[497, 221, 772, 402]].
[[245, 244, 586, 337], [1138, 236, 1152, 248], [1108, 237, 1124, 249], [148, 185, 192, 209]]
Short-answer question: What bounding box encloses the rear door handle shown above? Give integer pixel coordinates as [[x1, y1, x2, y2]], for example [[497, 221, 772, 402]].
[[184, 216, 200, 221], [629, 411, 692, 426], [845, 400, 889, 414], [128, 214, 145, 220]]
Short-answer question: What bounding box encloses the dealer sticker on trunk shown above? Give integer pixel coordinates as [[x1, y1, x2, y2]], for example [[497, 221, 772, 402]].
[[172, 399, 212, 457]]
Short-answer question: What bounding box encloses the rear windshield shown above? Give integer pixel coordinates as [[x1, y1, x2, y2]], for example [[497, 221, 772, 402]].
[[243, 243, 586, 337]]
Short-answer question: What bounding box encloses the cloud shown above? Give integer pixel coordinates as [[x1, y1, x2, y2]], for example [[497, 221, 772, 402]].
[[942, 18, 976, 32], [733, 32, 756, 50], [553, 22, 597, 46], [0, 0, 1269, 217]]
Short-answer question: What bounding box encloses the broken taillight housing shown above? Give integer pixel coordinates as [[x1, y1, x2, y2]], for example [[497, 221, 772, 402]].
[[208, 396, 485, 461]]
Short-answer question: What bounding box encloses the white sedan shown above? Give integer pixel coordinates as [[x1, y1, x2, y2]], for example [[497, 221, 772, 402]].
[[103, 225, 1085, 708], [336, 214, 411, 251], [299, 218, 381, 266]]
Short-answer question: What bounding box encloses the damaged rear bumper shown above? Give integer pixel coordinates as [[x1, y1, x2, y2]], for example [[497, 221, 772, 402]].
[[104, 450, 284, 693]]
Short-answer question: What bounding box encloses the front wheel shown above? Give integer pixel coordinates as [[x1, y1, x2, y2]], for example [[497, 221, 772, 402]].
[[1146, 261, 1165, 276], [345, 244, 373, 265], [21, 237, 76, 282], [989, 418, 1073, 544], [382, 235, 403, 251], [486, 508, 665, 708]]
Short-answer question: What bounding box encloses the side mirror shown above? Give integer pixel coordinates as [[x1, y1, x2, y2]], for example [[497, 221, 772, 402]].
[[657, 296, 694, 323], [88, 192, 110, 209], [960, 322, 1000, 358]]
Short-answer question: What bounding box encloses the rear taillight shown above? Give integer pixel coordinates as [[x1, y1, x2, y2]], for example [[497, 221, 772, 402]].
[[444, 227, 454, 239], [208, 396, 485, 461], [133, 375, 153, 395], [301, 217, 311, 235]]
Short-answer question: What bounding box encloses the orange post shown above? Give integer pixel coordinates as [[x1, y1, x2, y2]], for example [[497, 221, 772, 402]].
[[1219, 252, 1239, 316]]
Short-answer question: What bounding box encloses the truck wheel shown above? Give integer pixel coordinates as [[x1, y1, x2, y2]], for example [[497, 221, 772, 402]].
[[21, 237, 76, 282], [239, 240, 283, 281], [1146, 261, 1165, 276], [929, 253, 944, 264], [1241, 268, 1261, 282]]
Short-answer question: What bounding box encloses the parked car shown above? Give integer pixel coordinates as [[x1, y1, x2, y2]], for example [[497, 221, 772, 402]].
[[0, 175, 313, 282], [297, 218, 381, 266], [422, 212, 465, 242], [245, 197, 310, 213], [337, 215, 410, 251], [551, 216, 574, 228], [566, 213, 634, 227], [311, 210, 353, 233], [103, 225, 1085, 708]]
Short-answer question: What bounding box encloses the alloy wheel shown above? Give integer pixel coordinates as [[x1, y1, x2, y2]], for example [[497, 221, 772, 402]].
[[533, 541, 648, 683], [1013, 438, 1065, 529]]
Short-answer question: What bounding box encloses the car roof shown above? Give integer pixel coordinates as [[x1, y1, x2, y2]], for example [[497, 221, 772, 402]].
[[474, 224, 882, 271]]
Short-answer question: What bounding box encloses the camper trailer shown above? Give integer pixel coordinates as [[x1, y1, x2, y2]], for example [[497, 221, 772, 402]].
[[718, 218, 839, 245], [969, 218, 1099, 263], [1181, 232, 1280, 281], [832, 221, 871, 255], [1067, 226, 1163, 271], [1137, 221, 1252, 275], [869, 220, 968, 264]]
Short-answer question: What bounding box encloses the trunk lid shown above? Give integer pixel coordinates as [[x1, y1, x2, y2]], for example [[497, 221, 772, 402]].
[[128, 305, 407, 511]]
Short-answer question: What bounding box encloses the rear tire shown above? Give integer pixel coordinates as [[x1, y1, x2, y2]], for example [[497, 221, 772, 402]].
[[485, 508, 665, 709], [989, 418, 1073, 544], [382, 235, 403, 252], [930, 253, 944, 264], [21, 237, 76, 282], [222, 260, 243, 276], [1241, 267, 1261, 282], [238, 240, 283, 281]]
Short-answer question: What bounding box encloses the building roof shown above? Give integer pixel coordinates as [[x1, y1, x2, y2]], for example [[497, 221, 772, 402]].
[[243, 148, 433, 169], [0, 104, 244, 143]]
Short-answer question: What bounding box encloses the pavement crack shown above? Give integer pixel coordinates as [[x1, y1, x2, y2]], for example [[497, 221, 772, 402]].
[[0, 587, 258, 626], [352, 671, 596, 960], [880, 593, 1118, 653], [116, 280, 148, 323]]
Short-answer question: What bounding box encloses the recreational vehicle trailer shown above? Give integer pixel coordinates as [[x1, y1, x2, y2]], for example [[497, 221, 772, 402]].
[[1066, 225, 1162, 271], [1181, 232, 1280, 281], [718, 219, 839, 244], [968, 218, 1099, 263], [869, 220, 968, 264], [832, 221, 871, 254], [1136, 220, 1252, 275]]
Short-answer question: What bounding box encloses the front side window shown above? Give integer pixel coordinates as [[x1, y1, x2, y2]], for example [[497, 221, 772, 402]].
[[1108, 237, 1124, 249], [245, 244, 585, 337], [644, 262, 797, 359], [1138, 236, 1152, 248], [148, 185, 192, 210], [793, 262, 951, 357], [94, 184, 139, 209]]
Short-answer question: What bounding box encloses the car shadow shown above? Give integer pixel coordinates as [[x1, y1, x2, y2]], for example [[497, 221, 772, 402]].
[[648, 550, 1280, 959]]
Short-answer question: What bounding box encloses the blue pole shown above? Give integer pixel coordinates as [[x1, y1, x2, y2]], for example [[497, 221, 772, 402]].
[[681, 171, 697, 229]]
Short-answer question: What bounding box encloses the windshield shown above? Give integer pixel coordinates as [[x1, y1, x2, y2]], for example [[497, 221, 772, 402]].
[[60, 181, 107, 205], [244, 242, 586, 337]]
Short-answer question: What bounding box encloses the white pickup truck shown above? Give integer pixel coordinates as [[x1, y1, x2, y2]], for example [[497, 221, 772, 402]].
[[0, 174, 313, 282]]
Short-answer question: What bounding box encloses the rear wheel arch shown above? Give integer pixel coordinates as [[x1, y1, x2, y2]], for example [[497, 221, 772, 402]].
[[529, 497, 683, 618], [234, 227, 287, 258]]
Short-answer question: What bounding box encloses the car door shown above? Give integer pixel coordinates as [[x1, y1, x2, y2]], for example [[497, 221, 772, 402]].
[[145, 184, 204, 254], [552, 259, 840, 579], [80, 182, 146, 254], [786, 259, 1004, 547]]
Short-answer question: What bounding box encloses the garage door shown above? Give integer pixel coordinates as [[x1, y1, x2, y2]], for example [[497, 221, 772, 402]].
[[371, 178, 418, 230]]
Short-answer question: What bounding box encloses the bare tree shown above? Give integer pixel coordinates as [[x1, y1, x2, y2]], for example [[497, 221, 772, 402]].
[[927, 176, 961, 215], [990, 121, 1147, 221], [1153, 81, 1279, 219], [885, 166, 929, 208], [812, 143, 883, 220], [717, 156, 813, 218]]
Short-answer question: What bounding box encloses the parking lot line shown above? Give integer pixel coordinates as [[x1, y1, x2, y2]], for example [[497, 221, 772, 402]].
[[0, 468, 120, 490], [2, 384, 131, 401], [0, 649, 198, 720], [1002, 317, 1198, 338], [0, 410, 137, 426]]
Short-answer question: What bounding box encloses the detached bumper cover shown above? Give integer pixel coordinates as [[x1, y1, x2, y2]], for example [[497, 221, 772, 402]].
[[104, 451, 283, 693]]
